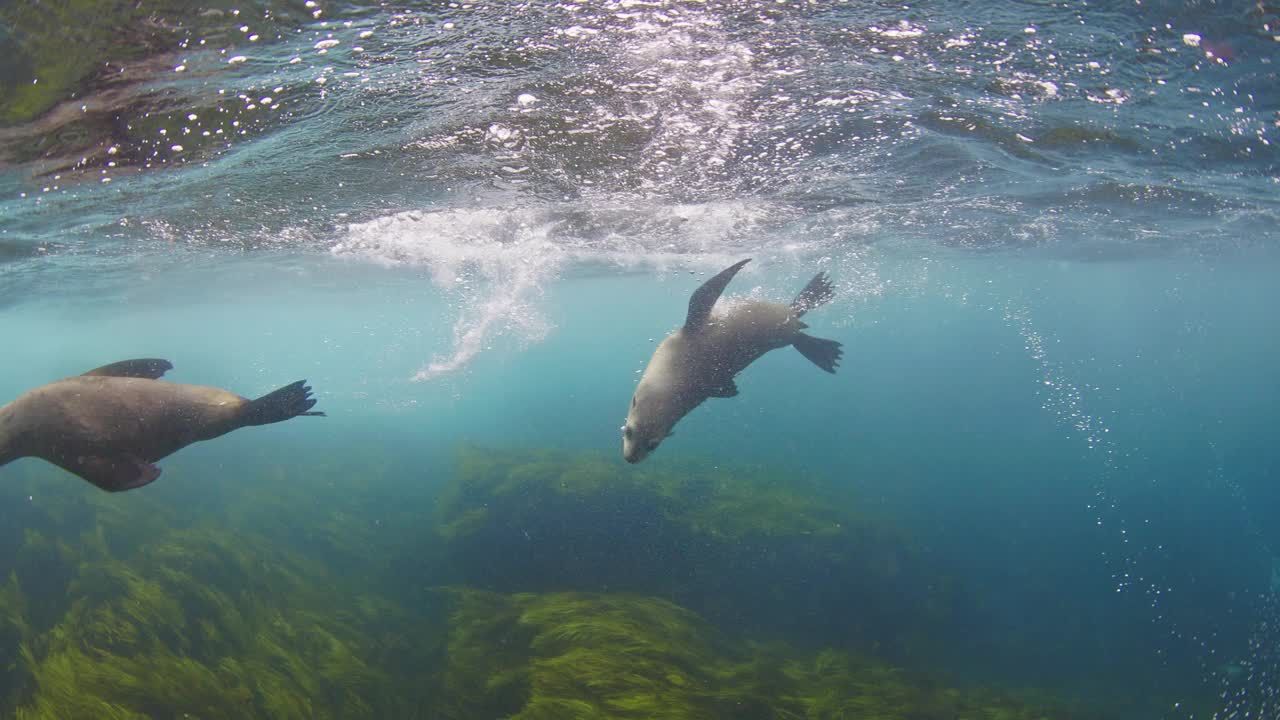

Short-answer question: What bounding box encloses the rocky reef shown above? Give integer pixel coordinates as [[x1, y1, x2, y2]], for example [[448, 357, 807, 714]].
[[433, 445, 964, 664], [0, 447, 1144, 718], [0, 1, 312, 178]]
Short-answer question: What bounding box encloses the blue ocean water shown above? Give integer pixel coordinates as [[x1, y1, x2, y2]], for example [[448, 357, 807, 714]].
[[1, 0, 1278, 717]]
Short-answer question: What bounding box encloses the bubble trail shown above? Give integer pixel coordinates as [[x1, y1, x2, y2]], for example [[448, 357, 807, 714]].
[[999, 295, 1276, 719]]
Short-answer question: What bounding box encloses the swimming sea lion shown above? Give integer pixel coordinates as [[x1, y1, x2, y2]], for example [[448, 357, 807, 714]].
[[0, 359, 324, 492], [622, 259, 842, 463]]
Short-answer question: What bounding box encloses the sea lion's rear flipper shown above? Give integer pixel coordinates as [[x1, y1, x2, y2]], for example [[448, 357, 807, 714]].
[[793, 333, 842, 374], [791, 272, 835, 316], [61, 454, 162, 492], [240, 380, 326, 427], [685, 259, 751, 332], [82, 358, 174, 380]]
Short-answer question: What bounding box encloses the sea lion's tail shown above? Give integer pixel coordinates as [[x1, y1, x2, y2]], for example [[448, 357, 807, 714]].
[[793, 334, 842, 374], [240, 380, 326, 426], [791, 271, 835, 315]]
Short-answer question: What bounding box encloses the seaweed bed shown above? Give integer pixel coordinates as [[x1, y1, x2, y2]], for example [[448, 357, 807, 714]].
[[0, 446, 1143, 718]]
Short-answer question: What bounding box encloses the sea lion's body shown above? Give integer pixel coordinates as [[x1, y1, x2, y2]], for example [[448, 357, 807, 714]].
[[0, 359, 322, 492], [636, 301, 803, 427], [623, 259, 842, 463]]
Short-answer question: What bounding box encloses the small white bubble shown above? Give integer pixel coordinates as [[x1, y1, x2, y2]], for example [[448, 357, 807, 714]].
[[171, 144, 184, 152], [174, 64, 187, 72], [228, 55, 248, 64], [315, 39, 340, 50]]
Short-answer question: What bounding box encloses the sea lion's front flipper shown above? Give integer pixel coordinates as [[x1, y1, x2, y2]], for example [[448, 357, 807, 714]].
[[684, 259, 751, 333], [791, 271, 835, 316], [82, 358, 174, 380], [60, 454, 163, 492]]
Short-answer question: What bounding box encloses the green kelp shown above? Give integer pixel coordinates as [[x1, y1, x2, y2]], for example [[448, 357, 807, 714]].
[[435, 589, 1092, 720], [212, 446, 446, 596], [433, 446, 963, 663], [12, 526, 437, 720], [0, 573, 31, 710], [0, 467, 439, 719]]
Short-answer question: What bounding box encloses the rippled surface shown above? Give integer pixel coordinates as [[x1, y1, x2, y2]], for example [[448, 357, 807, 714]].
[[5, 0, 1276, 351], [2, 0, 1279, 717]]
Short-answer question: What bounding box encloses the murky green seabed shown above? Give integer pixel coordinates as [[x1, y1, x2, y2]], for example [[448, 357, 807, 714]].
[[0, 445, 1167, 719]]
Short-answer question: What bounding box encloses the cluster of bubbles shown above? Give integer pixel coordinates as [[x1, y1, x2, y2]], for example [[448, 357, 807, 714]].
[[1204, 444, 1280, 719], [999, 290, 1280, 719]]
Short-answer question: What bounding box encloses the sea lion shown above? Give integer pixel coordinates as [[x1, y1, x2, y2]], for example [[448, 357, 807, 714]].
[[622, 259, 842, 463], [0, 358, 324, 492]]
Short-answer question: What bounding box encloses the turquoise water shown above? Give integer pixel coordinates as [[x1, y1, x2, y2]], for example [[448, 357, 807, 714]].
[[2, 0, 1279, 717]]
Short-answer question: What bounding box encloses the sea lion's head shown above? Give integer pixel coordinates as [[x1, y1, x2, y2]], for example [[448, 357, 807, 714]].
[[622, 385, 677, 464]]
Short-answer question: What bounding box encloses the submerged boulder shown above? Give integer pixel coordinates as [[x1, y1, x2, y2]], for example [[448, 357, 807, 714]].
[[433, 446, 965, 663]]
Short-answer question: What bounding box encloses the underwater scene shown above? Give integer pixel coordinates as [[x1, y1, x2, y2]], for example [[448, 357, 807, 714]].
[[1, 0, 1278, 718]]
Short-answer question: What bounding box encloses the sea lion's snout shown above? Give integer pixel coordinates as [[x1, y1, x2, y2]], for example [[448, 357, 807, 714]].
[[622, 424, 641, 464], [621, 422, 658, 464]]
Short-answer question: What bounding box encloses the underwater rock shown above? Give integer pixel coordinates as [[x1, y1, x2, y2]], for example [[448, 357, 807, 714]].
[[432, 446, 965, 663], [0, 456, 1127, 719], [0, 1, 311, 178]]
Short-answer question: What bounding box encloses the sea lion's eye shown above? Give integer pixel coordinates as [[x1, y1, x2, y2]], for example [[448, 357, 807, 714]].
[[622, 426, 632, 439], [631, 396, 637, 409]]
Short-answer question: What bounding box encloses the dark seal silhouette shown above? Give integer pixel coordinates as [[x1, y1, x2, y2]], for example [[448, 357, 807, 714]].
[[0, 358, 324, 491]]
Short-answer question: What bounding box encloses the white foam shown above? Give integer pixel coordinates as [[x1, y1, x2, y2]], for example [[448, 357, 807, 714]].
[[332, 207, 563, 381], [329, 200, 783, 379]]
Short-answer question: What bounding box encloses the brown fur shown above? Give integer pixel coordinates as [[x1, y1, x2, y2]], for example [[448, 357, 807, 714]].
[[622, 261, 841, 463], [0, 361, 320, 491]]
